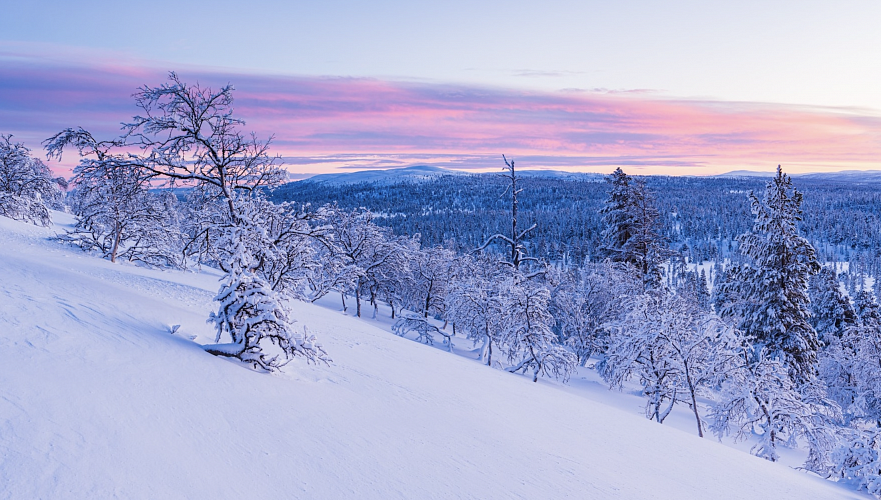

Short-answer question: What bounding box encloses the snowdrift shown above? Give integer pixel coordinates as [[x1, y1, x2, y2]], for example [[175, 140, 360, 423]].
[[0, 214, 867, 499]]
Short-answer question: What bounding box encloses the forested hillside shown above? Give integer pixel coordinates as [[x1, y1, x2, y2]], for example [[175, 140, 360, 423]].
[[273, 171, 881, 279]]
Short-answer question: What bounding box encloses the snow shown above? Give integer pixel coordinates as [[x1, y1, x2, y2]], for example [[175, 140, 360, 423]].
[[0, 213, 869, 499]]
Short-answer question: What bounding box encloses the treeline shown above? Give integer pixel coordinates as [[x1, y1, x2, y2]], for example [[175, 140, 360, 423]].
[[273, 170, 881, 286]]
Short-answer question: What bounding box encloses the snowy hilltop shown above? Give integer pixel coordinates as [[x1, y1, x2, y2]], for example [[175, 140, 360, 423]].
[[0, 212, 867, 499]]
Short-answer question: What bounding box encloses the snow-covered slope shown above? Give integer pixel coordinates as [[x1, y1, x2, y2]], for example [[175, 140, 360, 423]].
[[0, 214, 867, 499]]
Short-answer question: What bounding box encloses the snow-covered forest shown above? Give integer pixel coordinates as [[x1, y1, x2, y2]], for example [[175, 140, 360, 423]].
[[4, 74, 881, 498], [276, 167, 881, 279]]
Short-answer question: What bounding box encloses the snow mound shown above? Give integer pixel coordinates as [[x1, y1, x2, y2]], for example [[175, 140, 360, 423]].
[[0, 213, 866, 499]]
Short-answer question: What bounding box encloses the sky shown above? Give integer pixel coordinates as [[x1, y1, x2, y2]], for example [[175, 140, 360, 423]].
[[1, 0, 880, 176]]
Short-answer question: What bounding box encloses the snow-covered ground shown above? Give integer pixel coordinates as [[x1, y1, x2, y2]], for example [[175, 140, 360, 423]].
[[0, 213, 869, 499]]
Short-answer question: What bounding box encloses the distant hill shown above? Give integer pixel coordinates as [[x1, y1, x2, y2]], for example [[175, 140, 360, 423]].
[[302, 166, 881, 186], [302, 165, 467, 185], [716, 170, 776, 178], [517, 170, 605, 181], [300, 165, 608, 185], [718, 169, 881, 183]]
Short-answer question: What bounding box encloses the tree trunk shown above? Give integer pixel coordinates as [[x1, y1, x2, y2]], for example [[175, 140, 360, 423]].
[[110, 221, 122, 263], [684, 363, 704, 437], [486, 338, 493, 366], [658, 390, 676, 424]]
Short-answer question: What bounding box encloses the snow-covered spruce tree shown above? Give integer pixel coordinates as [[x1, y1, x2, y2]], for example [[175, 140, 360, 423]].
[[601, 291, 742, 435], [599, 167, 632, 262], [497, 273, 576, 382], [855, 290, 881, 328], [809, 266, 856, 346], [0, 134, 63, 226], [714, 166, 821, 381], [599, 169, 668, 289], [622, 180, 669, 289], [45, 128, 183, 266], [676, 267, 711, 310], [205, 220, 328, 370], [709, 347, 840, 470]]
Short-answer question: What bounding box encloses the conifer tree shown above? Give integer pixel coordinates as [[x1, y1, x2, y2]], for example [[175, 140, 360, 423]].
[[715, 166, 820, 380], [809, 266, 856, 346], [599, 167, 632, 262], [599, 168, 667, 289]]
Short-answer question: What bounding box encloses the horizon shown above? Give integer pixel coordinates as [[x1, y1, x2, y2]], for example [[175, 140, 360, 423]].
[[291, 163, 881, 183], [2, 2, 880, 177]]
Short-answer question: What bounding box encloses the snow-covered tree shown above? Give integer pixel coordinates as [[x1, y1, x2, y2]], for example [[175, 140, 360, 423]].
[[204, 222, 329, 370], [497, 274, 576, 382], [475, 155, 539, 272], [49, 74, 328, 368], [236, 197, 327, 299], [46, 128, 182, 266], [854, 290, 881, 329], [0, 134, 63, 226], [622, 180, 668, 289], [445, 255, 503, 365], [392, 314, 453, 351], [601, 291, 741, 435], [322, 207, 412, 317], [832, 428, 881, 497], [809, 266, 856, 345], [401, 245, 458, 320], [599, 167, 632, 262], [124, 73, 286, 218], [549, 262, 640, 366], [820, 291, 881, 424], [361, 236, 416, 319], [599, 168, 668, 289], [709, 348, 839, 470], [715, 166, 821, 381], [677, 268, 711, 310]]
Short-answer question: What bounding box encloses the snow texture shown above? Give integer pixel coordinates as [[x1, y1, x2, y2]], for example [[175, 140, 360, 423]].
[[0, 213, 868, 499]]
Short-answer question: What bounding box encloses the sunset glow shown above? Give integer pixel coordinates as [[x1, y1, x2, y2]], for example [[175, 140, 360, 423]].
[[2, 53, 881, 178]]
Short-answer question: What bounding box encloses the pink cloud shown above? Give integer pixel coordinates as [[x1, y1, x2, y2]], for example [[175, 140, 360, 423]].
[[1, 54, 879, 177]]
